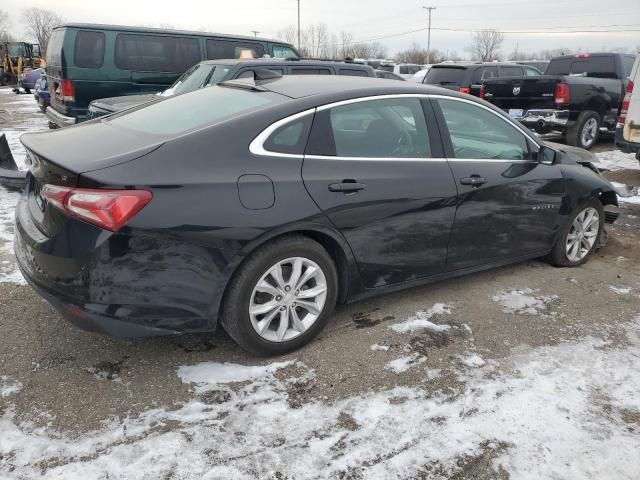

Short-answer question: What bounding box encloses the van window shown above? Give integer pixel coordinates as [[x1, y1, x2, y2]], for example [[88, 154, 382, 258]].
[[339, 69, 369, 77], [115, 34, 201, 73], [206, 40, 264, 60], [290, 68, 331, 75], [46, 30, 65, 65], [74, 31, 105, 68], [272, 45, 298, 58]]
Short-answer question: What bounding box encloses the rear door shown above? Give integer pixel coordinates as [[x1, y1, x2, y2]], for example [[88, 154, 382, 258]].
[[432, 97, 563, 269], [302, 96, 458, 288]]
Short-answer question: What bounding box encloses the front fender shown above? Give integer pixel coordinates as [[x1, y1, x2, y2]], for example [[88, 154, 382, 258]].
[[559, 163, 618, 214]]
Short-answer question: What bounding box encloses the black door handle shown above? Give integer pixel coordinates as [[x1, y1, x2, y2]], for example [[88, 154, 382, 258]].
[[328, 181, 367, 193], [459, 175, 487, 187]]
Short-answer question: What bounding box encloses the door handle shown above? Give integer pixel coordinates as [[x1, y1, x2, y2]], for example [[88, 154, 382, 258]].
[[328, 181, 367, 193], [459, 175, 487, 187]]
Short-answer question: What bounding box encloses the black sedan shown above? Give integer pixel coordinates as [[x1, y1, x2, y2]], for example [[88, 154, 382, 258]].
[[15, 75, 618, 356]]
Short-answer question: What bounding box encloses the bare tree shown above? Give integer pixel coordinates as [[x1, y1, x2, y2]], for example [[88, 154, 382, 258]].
[[22, 8, 64, 55], [339, 31, 353, 59], [395, 43, 446, 64], [278, 25, 298, 47], [467, 29, 504, 62]]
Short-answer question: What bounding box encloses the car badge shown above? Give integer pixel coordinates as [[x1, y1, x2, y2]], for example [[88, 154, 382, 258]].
[[513, 86, 521, 95]]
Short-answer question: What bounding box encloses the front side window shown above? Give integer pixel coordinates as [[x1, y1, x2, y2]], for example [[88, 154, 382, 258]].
[[500, 66, 523, 77], [472, 66, 498, 83], [312, 98, 431, 158], [436, 99, 529, 160], [75, 31, 105, 68], [206, 40, 264, 60], [272, 45, 298, 58], [115, 34, 201, 73], [525, 67, 541, 76]]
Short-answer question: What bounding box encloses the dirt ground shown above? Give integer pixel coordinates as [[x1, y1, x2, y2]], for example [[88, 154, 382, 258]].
[[1, 88, 639, 479]]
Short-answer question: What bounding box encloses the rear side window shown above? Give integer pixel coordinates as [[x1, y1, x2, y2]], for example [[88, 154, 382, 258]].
[[290, 68, 331, 75], [107, 86, 280, 135], [308, 98, 431, 158], [116, 34, 201, 73], [472, 66, 498, 83], [206, 40, 264, 60], [263, 115, 313, 155], [424, 67, 467, 85], [524, 67, 541, 76], [622, 56, 634, 78], [499, 66, 523, 77], [74, 31, 105, 68], [339, 69, 369, 77], [436, 99, 528, 160]]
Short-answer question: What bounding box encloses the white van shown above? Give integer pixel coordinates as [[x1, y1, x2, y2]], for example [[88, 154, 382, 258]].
[[616, 52, 640, 161]]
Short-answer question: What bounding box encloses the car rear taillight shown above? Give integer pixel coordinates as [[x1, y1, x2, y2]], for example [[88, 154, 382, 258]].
[[58, 79, 75, 102], [617, 79, 634, 128], [458, 87, 471, 95], [554, 82, 570, 105], [42, 185, 152, 232], [479, 84, 486, 99]]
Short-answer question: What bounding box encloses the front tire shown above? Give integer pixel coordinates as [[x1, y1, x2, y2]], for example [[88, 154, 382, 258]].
[[566, 111, 600, 150], [547, 198, 603, 267], [221, 235, 338, 356]]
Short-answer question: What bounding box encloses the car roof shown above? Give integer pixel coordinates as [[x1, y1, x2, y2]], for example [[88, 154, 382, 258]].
[[55, 23, 285, 44], [252, 74, 451, 99], [431, 62, 529, 70], [200, 59, 372, 69]]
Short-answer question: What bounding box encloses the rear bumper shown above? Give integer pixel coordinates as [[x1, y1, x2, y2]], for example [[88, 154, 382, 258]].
[[520, 109, 570, 131], [45, 106, 76, 128], [14, 190, 228, 337], [615, 126, 640, 156]]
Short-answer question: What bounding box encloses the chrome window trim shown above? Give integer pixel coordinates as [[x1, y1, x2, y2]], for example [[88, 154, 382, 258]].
[[305, 155, 446, 162], [249, 108, 315, 158], [250, 93, 541, 160]]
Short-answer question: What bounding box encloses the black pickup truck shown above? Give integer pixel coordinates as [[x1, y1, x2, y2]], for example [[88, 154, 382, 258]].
[[482, 53, 635, 149]]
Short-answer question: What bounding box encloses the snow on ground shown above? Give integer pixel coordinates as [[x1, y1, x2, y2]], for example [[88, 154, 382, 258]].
[[0, 188, 24, 284], [459, 353, 486, 368], [593, 149, 639, 172], [0, 376, 22, 398], [384, 353, 426, 373], [610, 285, 632, 295], [2, 317, 640, 479], [491, 288, 558, 316], [390, 303, 452, 333], [370, 343, 390, 351]]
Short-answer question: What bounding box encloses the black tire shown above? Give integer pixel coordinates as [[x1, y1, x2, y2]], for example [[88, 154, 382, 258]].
[[23, 88, 31, 94], [566, 111, 600, 150], [220, 235, 338, 356], [547, 198, 604, 267]]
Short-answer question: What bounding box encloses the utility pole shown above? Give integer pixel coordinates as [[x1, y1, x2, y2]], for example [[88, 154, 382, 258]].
[[251, 30, 260, 38], [297, 0, 301, 50], [422, 6, 436, 64]]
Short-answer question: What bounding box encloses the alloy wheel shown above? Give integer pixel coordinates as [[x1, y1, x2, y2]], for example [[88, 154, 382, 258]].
[[249, 257, 328, 342], [565, 207, 599, 262], [581, 118, 598, 148]]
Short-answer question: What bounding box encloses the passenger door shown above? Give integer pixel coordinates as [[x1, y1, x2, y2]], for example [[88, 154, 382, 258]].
[[302, 97, 458, 288], [432, 98, 564, 269]]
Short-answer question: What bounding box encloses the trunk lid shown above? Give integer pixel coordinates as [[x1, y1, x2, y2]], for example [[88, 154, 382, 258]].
[[483, 75, 563, 110]]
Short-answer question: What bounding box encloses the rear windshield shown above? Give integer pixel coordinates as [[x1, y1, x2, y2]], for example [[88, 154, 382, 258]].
[[546, 56, 617, 78], [424, 67, 467, 85], [46, 30, 65, 65], [105, 86, 281, 135]]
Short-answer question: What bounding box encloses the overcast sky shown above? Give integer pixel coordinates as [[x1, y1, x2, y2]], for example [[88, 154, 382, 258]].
[[4, 0, 640, 57]]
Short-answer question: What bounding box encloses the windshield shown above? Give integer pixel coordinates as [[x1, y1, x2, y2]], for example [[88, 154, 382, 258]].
[[106, 85, 282, 136], [7, 43, 27, 57], [160, 64, 233, 97], [424, 67, 467, 85]]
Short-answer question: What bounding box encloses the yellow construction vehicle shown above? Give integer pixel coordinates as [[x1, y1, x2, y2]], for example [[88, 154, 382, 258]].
[[0, 42, 44, 91]]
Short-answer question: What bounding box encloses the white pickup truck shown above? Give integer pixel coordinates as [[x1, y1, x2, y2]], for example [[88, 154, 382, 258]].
[[616, 53, 640, 162]]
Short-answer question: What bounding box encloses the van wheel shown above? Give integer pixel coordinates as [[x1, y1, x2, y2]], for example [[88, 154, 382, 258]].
[[221, 235, 338, 356], [547, 198, 603, 267], [566, 111, 600, 150]]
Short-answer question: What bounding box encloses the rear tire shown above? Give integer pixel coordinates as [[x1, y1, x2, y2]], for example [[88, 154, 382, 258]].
[[220, 235, 338, 356], [547, 198, 603, 267], [566, 111, 600, 150]]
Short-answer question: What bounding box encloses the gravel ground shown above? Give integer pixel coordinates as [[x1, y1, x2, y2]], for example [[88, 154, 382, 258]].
[[1, 88, 639, 479]]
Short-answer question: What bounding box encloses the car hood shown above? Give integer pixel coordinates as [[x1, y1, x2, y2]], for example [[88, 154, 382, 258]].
[[91, 94, 161, 113], [21, 121, 165, 175]]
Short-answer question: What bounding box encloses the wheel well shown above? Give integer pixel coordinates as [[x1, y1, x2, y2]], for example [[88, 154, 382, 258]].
[[599, 190, 618, 207], [216, 230, 352, 326], [583, 99, 606, 120]]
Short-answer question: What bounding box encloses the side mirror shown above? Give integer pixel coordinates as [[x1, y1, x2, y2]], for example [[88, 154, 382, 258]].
[[538, 145, 557, 165]]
